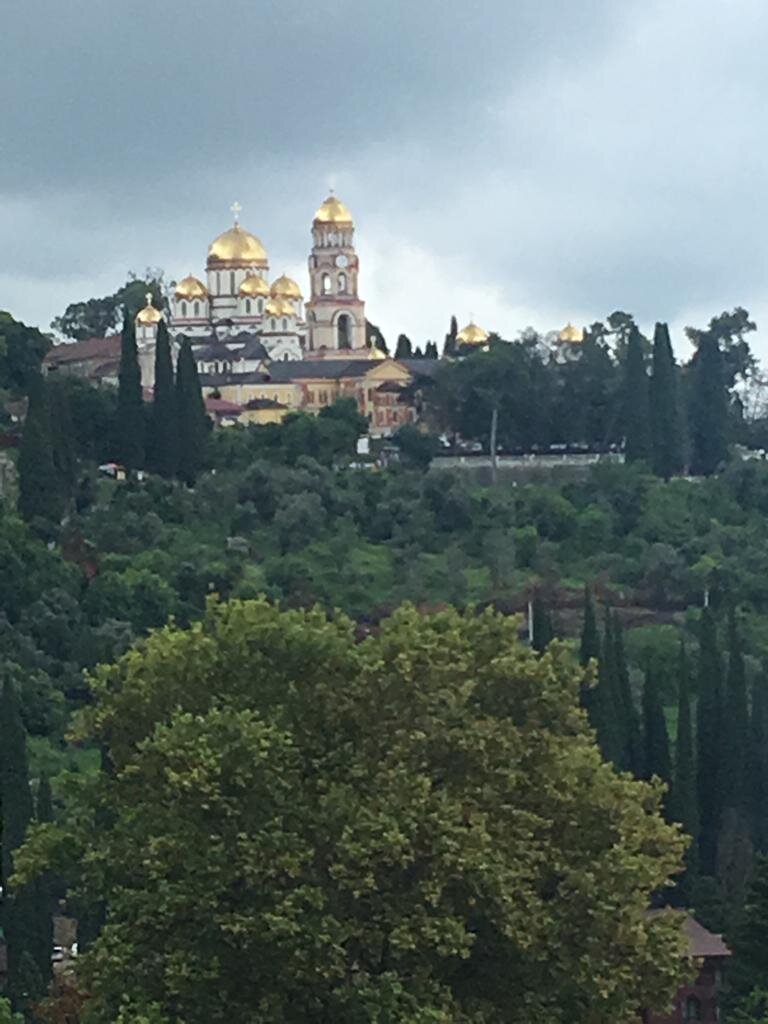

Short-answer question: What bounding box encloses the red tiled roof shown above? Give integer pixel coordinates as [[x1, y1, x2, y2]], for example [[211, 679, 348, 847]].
[[205, 397, 243, 414], [44, 335, 121, 366], [684, 916, 730, 958]]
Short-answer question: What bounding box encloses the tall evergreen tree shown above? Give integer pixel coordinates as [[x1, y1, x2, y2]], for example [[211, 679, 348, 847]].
[[726, 854, 768, 1009], [697, 607, 724, 875], [443, 315, 458, 358], [722, 609, 750, 816], [394, 334, 413, 359], [642, 669, 672, 787], [623, 327, 652, 463], [114, 312, 145, 470], [146, 319, 177, 478], [17, 375, 64, 526], [612, 613, 641, 775], [531, 591, 554, 653], [591, 612, 623, 765], [750, 680, 768, 854], [0, 683, 42, 1009], [670, 644, 699, 839], [34, 776, 54, 986], [47, 377, 78, 502], [689, 333, 729, 476], [176, 339, 209, 486], [580, 586, 600, 666], [650, 322, 684, 479]]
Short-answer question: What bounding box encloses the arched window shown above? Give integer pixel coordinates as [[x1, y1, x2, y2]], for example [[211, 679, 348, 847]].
[[216, 272, 221, 293], [271, 318, 276, 331], [337, 313, 352, 350], [282, 318, 288, 331], [181, 301, 187, 317], [230, 271, 236, 294], [258, 299, 263, 313], [193, 301, 199, 317], [322, 273, 331, 295], [685, 996, 702, 1021], [338, 272, 347, 293], [245, 299, 251, 314]]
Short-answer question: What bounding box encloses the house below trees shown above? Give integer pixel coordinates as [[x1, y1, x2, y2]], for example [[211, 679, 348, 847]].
[[644, 916, 730, 1024]]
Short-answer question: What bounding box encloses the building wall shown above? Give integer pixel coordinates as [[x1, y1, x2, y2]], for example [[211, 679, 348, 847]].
[[646, 961, 725, 1024]]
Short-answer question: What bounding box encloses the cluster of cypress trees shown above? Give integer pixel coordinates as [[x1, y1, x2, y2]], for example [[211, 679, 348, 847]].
[[580, 590, 768, 921], [624, 321, 728, 478], [0, 683, 53, 1012], [17, 376, 77, 528], [115, 316, 209, 484]]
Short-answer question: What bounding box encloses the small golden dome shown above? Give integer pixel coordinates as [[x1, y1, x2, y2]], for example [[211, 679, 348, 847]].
[[135, 293, 163, 326], [175, 274, 208, 300], [239, 273, 270, 298], [457, 321, 489, 345], [270, 273, 303, 300], [314, 194, 353, 225], [559, 322, 584, 343], [265, 297, 294, 318], [208, 223, 268, 267]]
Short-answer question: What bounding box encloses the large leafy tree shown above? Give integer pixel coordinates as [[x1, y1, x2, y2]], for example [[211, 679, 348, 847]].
[[19, 600, 686, 1024], [51, 270, 166, 341], [0, 313, 51, 394]]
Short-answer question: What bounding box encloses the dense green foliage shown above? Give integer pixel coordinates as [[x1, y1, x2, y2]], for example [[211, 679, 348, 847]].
[[146, 320, 176, 479], [50, 271, 166, 341], [19, 600, 686, 1024], [114, 315, 144, 471]]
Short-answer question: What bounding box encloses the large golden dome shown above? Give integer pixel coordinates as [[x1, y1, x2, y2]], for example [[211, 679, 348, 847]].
[[559, 322, 584, 343], [270, 273, 302, 300], [239, 273, 270, 298], [265, 296, 294, 317], [314, 194, 353, 225], [135, 294, 163, 326], [457, 321, 489, 346], [175, 274, 207, 300], [208, 223, 268, 267]]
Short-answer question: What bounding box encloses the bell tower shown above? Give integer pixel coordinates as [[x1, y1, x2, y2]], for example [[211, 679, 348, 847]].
[[306, 193, 366, 356]]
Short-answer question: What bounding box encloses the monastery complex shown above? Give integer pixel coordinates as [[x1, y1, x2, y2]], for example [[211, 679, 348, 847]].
[[44, 194, 584, 435]]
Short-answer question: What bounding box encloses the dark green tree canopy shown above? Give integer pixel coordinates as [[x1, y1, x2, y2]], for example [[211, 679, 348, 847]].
[[51, 270, 167, 341]]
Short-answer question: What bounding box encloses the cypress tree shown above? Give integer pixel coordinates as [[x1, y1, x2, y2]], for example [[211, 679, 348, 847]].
[[697, 607, 724, 875], [722, 608, 750, 816], [642, 669, 672, 787], [689, 333, 729, 476], [47, 378, 78, 503], [443, 316, 458, 358], [115, 312, 145, 470], [650, 322, 683, 479], [146, 319, 177, 478], [176, 339, 209, 486], [613, 613, 641, 775], [394, 334, 413, 359], [580, 586, 600, 666], [623, 327, 652, 463], [531, 591, 554, 653], [34, 775, 53, 986], [591, 611, 622, 765], [0, 683, 42, 1009], [727, 854, 768, 1008], [750, 680, 768, 854], [670, 644, 699, 839], [17, 375, 64, 526]]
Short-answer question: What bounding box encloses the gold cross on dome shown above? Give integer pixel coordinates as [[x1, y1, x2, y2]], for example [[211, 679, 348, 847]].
[[230, 201, 242, 224]]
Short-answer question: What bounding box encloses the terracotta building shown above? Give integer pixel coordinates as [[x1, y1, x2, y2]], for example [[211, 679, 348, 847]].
[[644, 916, 730, 1024]]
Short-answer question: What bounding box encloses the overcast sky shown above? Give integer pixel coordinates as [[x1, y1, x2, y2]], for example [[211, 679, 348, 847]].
[[2, 0, 767, 356]]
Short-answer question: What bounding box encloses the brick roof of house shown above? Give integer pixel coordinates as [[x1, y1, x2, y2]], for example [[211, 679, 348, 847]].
[[44, 335, 121, 366], [204, 397, 243, 415], [265, 360, 380, 382]]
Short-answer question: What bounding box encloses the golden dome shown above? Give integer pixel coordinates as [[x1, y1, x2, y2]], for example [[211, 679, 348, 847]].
[[239, 273, 270, 297], [457, 320, 489, 345], [175, 274, 207, 300], [314, 194, 353, 224], [265, 297, 294, 318], [559, 322, 584, 343], [208, 223, 268, 267], [270, 273, 303, 300], [135, 293, 163, 326]]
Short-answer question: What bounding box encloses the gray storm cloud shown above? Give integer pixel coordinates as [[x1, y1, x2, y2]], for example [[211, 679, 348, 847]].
[[2, 0, 767, 353]]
